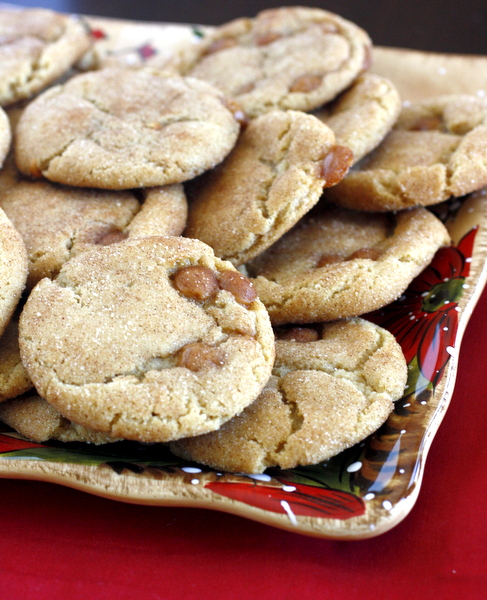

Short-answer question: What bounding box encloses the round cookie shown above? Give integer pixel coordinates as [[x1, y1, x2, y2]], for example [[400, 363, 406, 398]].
[[0, 178, 188, 289], [246, 204, 450, 325], [0, 207, 28, 337], [0, 315, 33, 403], [185, 109, 353, 266], [0, 107, 11, 167], [171, 317, 407, 473], [14, 68, 241, 189], [0, 394, 119, 444], [325, 94, 487, 211], [19, 236, 275, 443], [0, 7, 92, 106], [313, 73, 402, 164], [176, 6, 372, 118]]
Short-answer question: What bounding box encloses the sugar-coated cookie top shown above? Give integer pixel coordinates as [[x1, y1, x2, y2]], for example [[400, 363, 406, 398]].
[[19, 236, 275, 443]]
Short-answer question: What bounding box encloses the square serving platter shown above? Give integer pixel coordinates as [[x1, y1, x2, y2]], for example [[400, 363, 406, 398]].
[[1, 13, 487, 539]]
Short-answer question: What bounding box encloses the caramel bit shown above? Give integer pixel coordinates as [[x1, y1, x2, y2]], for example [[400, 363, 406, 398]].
[[255, 32, 282, 46], [320, 145, 354, 187], [289, 75, 322, 93], [316, 253, 344, 268], [96, 228, 129, 246], [218, 270, 258, 305], [173, 265, 219, 301], [205, 38, 238, 55], [278, 327, 320, 343], [179, 343, 226, 371], [410, 115, 443, 131], [29, 161, 42, 178], [222, 97, 248, 127], [349, 247, 383, 261]]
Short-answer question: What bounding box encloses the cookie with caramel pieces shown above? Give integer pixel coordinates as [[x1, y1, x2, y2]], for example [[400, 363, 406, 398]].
[[176, 6, 372, 118], [325, 94, 487, 210], [171, 317, 407, 473], [19, 236, 274, 443], [246, 204, 450, 325], [185, 109, 353, 266]]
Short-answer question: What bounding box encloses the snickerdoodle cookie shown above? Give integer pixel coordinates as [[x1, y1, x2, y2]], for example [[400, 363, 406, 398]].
[[171, 317, 407, 473], [14, 68, 241, 189], [246, 204, 450, 325], [19, 236, 275, 443], [185, 109, 353, 266], [0, 7, 92, 106], [0, 315, 33, 403], [176, 6, 372, 118], [314, 73, 402, 164], [0, 394, 119, 444], [325, 94, 487, 210], [0, 178, 187, 289]]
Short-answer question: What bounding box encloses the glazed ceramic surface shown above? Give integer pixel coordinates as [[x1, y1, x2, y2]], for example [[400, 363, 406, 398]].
[[1, 16, 487, 539]]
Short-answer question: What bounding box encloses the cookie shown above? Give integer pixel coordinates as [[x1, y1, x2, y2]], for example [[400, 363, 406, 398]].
[[176, 6, 372, 118], [0, 7, 92, 106], [171, 317, 407, 473], [0, 207, 28, 337], [14, 68, 241, 189], [18, 236, 275, 443], [325, 94, 487, 211], [0, 106, 11, 167], [0, 177, 188, 289], [246, 204, 450, 325], [0, 315, 33, 403], [185, 109, 353, 266], [314, 73, 402, 164], [0, 394, 119, 444]]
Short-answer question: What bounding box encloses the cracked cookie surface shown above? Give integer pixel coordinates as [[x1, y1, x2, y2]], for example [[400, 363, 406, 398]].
[[324, 94, 487, 210], [314, 73, 402, 164], [18, 236, 275, 442], [0, 174, 188, 289], [171, 317, 407, 473], [0, 7, 92, 106], [246, 204, 450, 325], [185, 109, 352, 266], [14, 68, 241, 189], [176, 6, 372, 118]]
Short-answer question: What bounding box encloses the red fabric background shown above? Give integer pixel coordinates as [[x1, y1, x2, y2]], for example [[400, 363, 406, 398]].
[[1, 284, 486, 599]]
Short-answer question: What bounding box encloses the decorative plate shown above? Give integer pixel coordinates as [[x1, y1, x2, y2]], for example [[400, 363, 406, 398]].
[[1, 16, 487, 539]]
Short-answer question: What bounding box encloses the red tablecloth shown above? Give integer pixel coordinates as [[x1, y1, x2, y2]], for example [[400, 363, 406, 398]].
[[1, 285, 487, 599]]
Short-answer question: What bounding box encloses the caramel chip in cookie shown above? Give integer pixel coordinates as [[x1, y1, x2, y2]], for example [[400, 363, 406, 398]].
[[19, 236, 275, 443], [246, 204, 450, 325], [177, 6, 371, 118], [0, 207, 28, 337], [185, 109, 353, 266], [171, 318, 407, 473], [314, 73, 402, 164], [1, 178, 188, 289], [0, 8, 92, 106], [0, 315, 33, 403], [14, 68, 241, 189], [0, 394, 120, 444], [0, 107, 11, 167], [325, 94, 487, 211]]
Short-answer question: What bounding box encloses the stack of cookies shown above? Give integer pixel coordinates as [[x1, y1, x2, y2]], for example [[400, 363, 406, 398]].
[[0, 5, 478, 474]]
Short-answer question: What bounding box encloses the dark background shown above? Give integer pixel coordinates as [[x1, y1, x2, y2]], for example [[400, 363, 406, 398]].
[[3, 0, 487, 55]]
